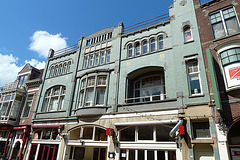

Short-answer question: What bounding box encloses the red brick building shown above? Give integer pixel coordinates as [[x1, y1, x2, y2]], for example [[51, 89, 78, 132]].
[[193, 0, 240, 159]]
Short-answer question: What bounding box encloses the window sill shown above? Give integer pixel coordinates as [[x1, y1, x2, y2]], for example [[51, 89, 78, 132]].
[[184, 40, 194, 44], [191, 138, 213, 144], [37, 110, 66, 114], [188, 94, 205, 98], [213, 32, 240, 42]]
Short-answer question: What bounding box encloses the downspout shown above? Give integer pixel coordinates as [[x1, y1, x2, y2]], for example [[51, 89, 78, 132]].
[[169, 119, 183, 137]]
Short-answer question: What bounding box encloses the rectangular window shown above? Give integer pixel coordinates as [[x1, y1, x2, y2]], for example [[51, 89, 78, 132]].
[[83, 56, 88, 69], [106, 50, 111, 62], [18, 75, 28, 88], [22, 94, 34, 117], [187, 60, 202, 95], [100, 51, 105, 65], [94, 52, 99, 66], [210, 7, 240, 39], [89, 54, 94, 67], [193, 121, 211, 138]]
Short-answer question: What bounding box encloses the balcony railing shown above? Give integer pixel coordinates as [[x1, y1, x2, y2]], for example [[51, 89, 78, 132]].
[[200, 0, 215, 5], [124, 13, 170, 33], [1, 80, 19, 92], [53, 44, 78, 57], [125, 94, 166, 104]]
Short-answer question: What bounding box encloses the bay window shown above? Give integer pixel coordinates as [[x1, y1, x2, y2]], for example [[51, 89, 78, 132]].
[[209, 7, 240, 39], [79, 75, 107, 107]]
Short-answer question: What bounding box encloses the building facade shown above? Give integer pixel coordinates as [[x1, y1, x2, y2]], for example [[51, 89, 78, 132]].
[[0, 64, 42, 160], [193, 0, 240, 159], [23, 0, 226, 160]]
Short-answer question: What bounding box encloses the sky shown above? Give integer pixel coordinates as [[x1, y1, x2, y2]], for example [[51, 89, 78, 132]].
[[0, 0, 173, 86]]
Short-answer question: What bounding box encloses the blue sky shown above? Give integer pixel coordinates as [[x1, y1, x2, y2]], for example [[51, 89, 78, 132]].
[[0, 0, 172, 86]]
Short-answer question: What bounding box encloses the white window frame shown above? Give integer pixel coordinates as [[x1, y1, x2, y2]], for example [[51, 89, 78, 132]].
[[21, 94, 34, 118]]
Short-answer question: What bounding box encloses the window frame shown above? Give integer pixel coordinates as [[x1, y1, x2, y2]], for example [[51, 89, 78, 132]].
[[78, 74, 108, 108], [41, 86, 66, 112], [209, 6, 240, 39], [183, 26, 193, 42], [186, 59, 202, 96], [150, 38, 156, 52], [21, 94, 34, 118], [158, 36, 164, 50], [192, 121, 211, 139], [128, 44, 133, 58]]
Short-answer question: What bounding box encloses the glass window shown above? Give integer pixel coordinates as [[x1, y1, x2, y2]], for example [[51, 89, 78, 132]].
[[156, 125, 174, 141], [135, 42, 140, 56], [18, 75, 28, 88], [89, 54, 94, 67], [184, 26, 192, 42], [94, 52, 99, 66], [142, 40, 148, 54], [187, 61, 201, 95], [192, 121, 211, 138], [100, 51, 105, 65], [41, 86, 66, 112], [82, 127, 93, 139], [83, 56, 88, 69], [210, 7, 240, 39], [158, 36, 164, 50], [128, 44, 133, 58], [22, 94, 34, 117], [42, 129, 51, 139], [138, 126, 153, 140], [150, 39, 156, 52], [94, 127, 107, 141], [120, 126, 135, 141], [79, 75, 107, 107], [107, 50, 111, 63], [220, 48, 240, 66]]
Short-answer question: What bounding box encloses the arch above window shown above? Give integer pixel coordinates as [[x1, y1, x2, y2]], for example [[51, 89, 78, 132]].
[[49, 59, 73, 78]]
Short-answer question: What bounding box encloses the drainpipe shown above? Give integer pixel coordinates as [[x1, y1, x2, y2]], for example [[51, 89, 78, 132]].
[[169, 119, 183, 137]]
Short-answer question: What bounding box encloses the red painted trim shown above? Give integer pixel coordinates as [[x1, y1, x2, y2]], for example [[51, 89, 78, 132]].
[[0, 127, 13, 130], [19, 132, 27, 159], [46, 145, 51, 160], [32, 125, 63, 129], [41, 145, 46, 160], [51, 145, 56, 160], [3, 131, 12, 157], [13, 126, 28, 130], [28, 144, 37, 160]]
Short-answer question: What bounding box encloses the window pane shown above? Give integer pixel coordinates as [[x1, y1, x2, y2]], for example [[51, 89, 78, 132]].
[[52, 128, 58, 140], [189, 74, 201, 94], [107, 50, 111, 62], [10, 102, 20, 117], [193, 122, 211, 138], [225, 17, 240, 35], [157, 151, 165, 160], [138, 126, 153, 140], [98, 76, 106, 85], [100, 51, 105, 64], [159, 37, 164, 50], [212, 22, 225, 39], [156, 125, 174, 141], [42, 129, 51, 139], [69, 128, 81, 140], [120, 149, 127, 160], [143, 41, 148, 54], [95, 53, 99, 66], [138, 150, 144, 160], [73, 147, 85, 160], [85, 88, 94, 106], [150, 39, 156, 52], [88, 77, 95, 86], [96, 88, 106, 105], [128, 45, 133, 57], [147, 150, 154, 160], [22, 101, 31, 117], [168, 151, 176, 160], [129, 150, 135, 160], [1, 103, 8, 115], [184, 27, 192, 42], [94, 127, 107, 141], [50, 97, 58, 111], [135, 43, 140, 56], [82, 127, 93, 139], [120, 126, 135, 141]]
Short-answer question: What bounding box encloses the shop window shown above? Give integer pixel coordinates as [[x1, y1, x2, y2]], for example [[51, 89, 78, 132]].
[[220, 48, 240, 66], [120, 126, 135, 141], [41, 86, 66, 112], [192, 121, 211, 139], [22, 94, 34, 118], [33, 128, 60, 140], [94, 127, 107, 141], [209, 7, 240, 39], [142, 40, 148, 54], [138, 126, 153, 140], [156, 125, 174, 141], [187, 60, 202, 95], [42, 129, 52, 139], [128, 44, 133, 58], [158, 36, 164, 50], [79, 75, 107, 107], [120, 149, 176, 160], [69, 128, 81, 140], [37, 144, 59, 160], [135, 42, 140, 56], [150, 38, 156, 52], [184, 26, 193, 42]]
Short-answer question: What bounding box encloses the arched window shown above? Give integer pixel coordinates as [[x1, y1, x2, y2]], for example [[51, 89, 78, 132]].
[[62, 62, 67, 74], [128, 44, 133, 58], [50, 66, 55, 77], [41, 86, 66, 112], [54, 65, 59, 76], [184, 26, 192, 42], [135, 42, 140, 56], [58, 64, 63, 75], [150, 38, 156, 52], [142, 40, 148, 54], [67, 61, 71, 72], [158, 36, 164, 50]]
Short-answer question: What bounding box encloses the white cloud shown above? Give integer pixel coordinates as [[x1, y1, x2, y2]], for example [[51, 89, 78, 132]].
[[0, 53, 22, 86], [25, 59, 46, 69], [29, 30, 67, 58]]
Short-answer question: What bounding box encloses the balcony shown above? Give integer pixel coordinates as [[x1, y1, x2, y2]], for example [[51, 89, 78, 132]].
[[0, 80, 25, 93]]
